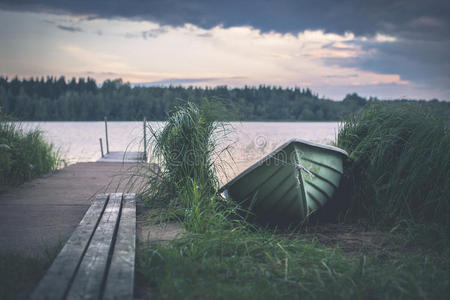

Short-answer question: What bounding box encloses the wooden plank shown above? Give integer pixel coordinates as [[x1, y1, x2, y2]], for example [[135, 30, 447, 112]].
[[30, 194, 108, 300], [103, 193, 136, 300], [96, 151, 144, 163], [66, 193, 123, 300]]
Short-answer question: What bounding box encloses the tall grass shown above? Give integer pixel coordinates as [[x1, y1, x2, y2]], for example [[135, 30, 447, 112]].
[[151, 102, 219, 194], [338, 102, 450, 227], [138, 228, 450, 300], [0, 109, 60, 192], [136, 101, 450, 299], [139, 101, 239, 232]]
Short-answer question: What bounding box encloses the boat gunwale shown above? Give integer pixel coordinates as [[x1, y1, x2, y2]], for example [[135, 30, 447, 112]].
[[220, 138, 348, 192]]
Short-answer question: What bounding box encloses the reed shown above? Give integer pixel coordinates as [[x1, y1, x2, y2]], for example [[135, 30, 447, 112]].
[[136, 101, 449, 299], [151, 102, 219, 194], [137, 101, 240, 231], [338, 102, 450, 227], [0, 109, 60, 192]]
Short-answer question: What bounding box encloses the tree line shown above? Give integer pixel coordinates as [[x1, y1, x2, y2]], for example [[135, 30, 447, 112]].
[[0, 76, 448, 121]]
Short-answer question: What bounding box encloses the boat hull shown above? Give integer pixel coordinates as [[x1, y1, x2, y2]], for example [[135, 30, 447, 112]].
[[221, 139, 348, 222]]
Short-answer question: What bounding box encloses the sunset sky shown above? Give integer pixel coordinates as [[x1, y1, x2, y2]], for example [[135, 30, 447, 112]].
[[0, 0, 449, 100]]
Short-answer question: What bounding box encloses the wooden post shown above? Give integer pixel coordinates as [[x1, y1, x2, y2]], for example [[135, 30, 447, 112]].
[[99, 138, 104, 158], [143, 117, 147, 161], [104, 116, 110, 154]]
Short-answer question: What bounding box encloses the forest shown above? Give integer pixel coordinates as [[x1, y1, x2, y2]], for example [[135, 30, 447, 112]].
[[0, 76, 448, 121]]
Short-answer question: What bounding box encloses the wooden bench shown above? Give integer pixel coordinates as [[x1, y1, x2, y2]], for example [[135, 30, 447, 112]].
[[30, 193, 136, 300]]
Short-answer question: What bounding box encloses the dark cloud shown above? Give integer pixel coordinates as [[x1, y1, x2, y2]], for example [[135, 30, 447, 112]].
[[0, 0, 448, 39], [123, 28, 168, 39], [142, 27, 169, 39], [324, 38, 450, 91], [1, 0, 449, 98], [57, 25, 82, 32]]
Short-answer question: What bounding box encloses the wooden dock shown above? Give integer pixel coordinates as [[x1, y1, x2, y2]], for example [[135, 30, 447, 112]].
[[97, 151, 145, 163], [1, 117, 149, 253], [0, 162, 141, 256], [97, 117, 148, 163], [30, 193, 136, 300]]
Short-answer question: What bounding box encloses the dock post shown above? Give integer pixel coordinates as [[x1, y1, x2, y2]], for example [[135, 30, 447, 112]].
[[143, 117, 147, 161], [99, 138, 104, 158], [104, 116, 110, 154]]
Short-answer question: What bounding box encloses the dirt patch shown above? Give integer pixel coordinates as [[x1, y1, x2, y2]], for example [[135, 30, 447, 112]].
[[137, 220, 183, 247], [297, 224, 389, 256], [291, 223, 438, 259], [136, 200, 184, 246], [135, 199, 184, 300]]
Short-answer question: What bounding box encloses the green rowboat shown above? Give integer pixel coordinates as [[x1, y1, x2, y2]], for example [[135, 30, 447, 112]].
[[220, 139, 348, 222]]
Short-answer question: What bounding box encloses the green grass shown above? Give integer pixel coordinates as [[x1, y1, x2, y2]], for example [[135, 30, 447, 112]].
[[0, 108, 60, 192], [337, 102, 449, 227], [138, 229, 449, 300], [137, 101, 236, 227], [136, 101, 450, 299], [176, 178, 243, 233], [151, 102, 220, 193]]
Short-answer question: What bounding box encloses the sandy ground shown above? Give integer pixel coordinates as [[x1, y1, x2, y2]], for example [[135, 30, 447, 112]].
[[0, 162, 140, 256]]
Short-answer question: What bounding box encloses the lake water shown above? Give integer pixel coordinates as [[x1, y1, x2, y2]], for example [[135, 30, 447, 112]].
[[21, 121, 341, 182]]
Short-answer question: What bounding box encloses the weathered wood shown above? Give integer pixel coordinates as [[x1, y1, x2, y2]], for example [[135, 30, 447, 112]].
[[99, 138, 104, 158], [30, 194, 108, 300], [143, 118, 147, 161], [103, 193, 136, 300], [31, 192, 137, 300], [104, 116, 110, 154], [96, 151, 144, 163], [66, 193, 122, 300]]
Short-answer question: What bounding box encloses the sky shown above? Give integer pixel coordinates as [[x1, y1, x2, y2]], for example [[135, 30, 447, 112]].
[[0, 0, 449, 100]]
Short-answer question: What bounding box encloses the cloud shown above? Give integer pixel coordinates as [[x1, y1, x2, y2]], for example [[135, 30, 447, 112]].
[[324, 38, 450, 91], [54, 25, 412, 93], [0, 1, 448, 99], [1, 1, 447, 87], [325, 74, 358, 79], [57, 25, 82, 32], [86, 71, 119, 76], [141, 27, 169, 39], [132, 76, 246, 86], [0, 0, 448, 40], [59, 45, 130, 71], [123, 27, 169, 39]]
